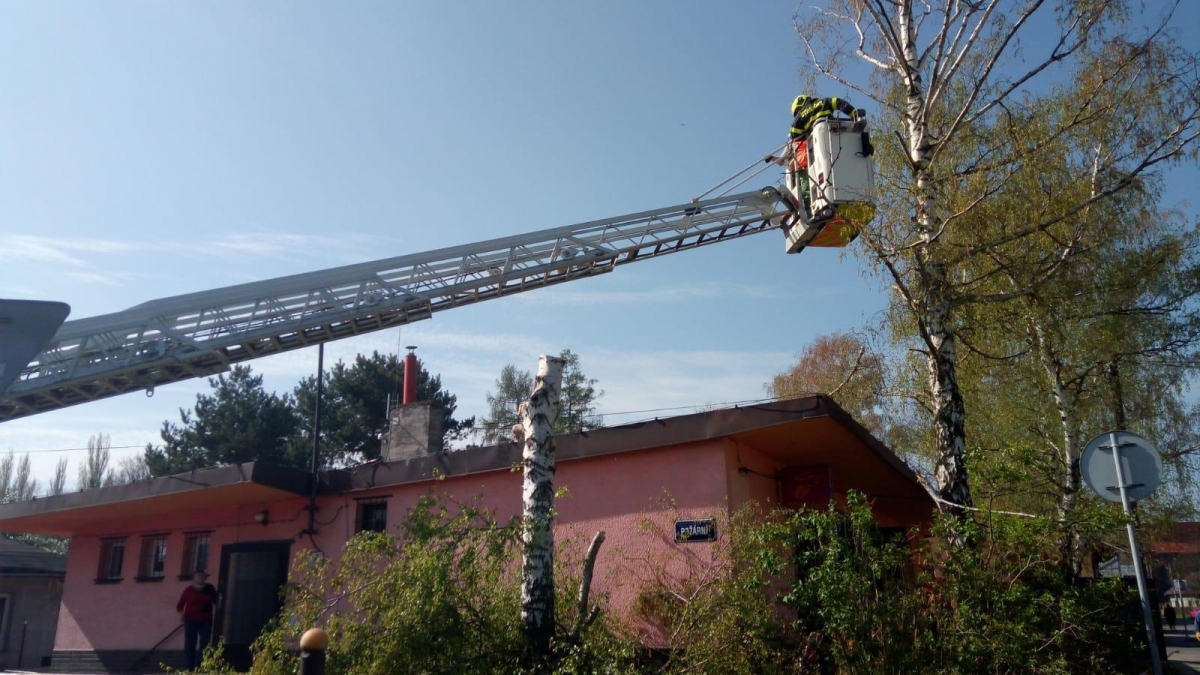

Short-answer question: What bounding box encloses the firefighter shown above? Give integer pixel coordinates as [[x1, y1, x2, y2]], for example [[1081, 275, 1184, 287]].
[[791, 95, 862, 140], [768, 95, 865, 223]]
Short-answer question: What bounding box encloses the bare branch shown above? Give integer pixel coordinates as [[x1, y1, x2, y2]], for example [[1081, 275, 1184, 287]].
[[955, 119, 1200, 259], [917, 0, 958, 79], [932, 0, 1064, 160], [850, 12, 895, 71], [826, 346, 869, 399], [569, 530, 606, 642], [864, 0, 913, 80], [795, 21, 896, 110], [926, 0, 1007, 116], [962, 236, 1079, 306]]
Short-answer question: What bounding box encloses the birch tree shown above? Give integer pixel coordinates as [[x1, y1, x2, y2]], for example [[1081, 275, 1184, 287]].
[[796, 0, 1200, 512], [518, 355, 564, 661], [969, 207, 1200, 520]]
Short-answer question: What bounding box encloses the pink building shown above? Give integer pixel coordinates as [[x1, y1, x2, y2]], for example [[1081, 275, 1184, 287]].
[[0, 396, 933, 673]]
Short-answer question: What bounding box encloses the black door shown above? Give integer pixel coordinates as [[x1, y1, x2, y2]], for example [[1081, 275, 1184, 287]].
[[215, 541, 291, 670]]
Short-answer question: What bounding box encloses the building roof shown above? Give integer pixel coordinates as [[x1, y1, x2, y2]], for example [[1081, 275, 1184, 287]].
[[0, 395, 933, 536], [333, 395, 922, 494], [0, 462, 314, 536], [1152, 522, 1200, 555], [0, 536, 67, 576]]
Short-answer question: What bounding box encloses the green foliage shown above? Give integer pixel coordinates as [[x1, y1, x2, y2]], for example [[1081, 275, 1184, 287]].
[[146, 357, 472, 473], [192, 639, 237, 674], [768, 332, 890, 436], [483, 364, 534, 444], [188, 491, 1146, 674], [293, 351, 474, 464], [557, 349, 603, 436], [147, 365, 304, 476], [639, 495, 1146, 675], [233, 493, 634, 675], [798, 0, 1200, 518], [483, 350, 603, 445]]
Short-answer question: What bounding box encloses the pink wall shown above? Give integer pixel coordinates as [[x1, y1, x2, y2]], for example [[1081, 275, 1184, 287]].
[[724, 439, 783, 510], [55, 497, 322, 651], [54, 440, 732, 653]]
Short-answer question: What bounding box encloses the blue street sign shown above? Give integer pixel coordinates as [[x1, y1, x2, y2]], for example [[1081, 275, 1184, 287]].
[[675, 519, 717, 543]]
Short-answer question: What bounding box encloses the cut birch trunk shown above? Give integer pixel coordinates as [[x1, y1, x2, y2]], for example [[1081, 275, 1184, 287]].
[[519, 355, 565, 659]]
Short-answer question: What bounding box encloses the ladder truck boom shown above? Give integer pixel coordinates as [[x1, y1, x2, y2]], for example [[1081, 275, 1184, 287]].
[[0, 190, 791, 422]]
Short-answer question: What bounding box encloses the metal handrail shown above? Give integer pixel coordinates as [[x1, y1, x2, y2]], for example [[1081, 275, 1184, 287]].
[[128, 622, 183, 671]]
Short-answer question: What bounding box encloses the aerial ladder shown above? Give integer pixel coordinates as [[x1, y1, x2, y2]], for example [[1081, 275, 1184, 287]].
[[0, 118, 876, 423]]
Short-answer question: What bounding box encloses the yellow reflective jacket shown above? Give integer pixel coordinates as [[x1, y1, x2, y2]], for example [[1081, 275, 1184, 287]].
[[790, 96, 856, 138]]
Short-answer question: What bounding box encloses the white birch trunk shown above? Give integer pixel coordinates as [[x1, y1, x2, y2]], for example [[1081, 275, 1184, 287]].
[[520, 355, 565, 657], [1029, 317, 1086, 569], [897, 0, 972, 511], [1031, 321, 1081, 517], [923, 265, 972, 510]]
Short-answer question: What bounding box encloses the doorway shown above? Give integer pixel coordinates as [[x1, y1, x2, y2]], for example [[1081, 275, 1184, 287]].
[[214, 541, 291, 670]]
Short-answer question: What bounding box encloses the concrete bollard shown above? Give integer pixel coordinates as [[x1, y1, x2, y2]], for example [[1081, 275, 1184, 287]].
[[299, 628, 328, 675]]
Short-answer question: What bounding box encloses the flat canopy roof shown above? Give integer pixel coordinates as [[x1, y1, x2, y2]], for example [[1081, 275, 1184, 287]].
[[0, 396, 933, 536], [0, 462, 313, 536]]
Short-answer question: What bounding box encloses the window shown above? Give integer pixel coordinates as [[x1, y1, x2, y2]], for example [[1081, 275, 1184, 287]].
[[355, 499, 388, 533], [136, 534, 168, 581], [96, 538, 126, 582], [180, 532, 211, 579]]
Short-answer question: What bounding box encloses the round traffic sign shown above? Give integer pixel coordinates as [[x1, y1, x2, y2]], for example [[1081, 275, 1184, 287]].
[[1080, 431, 1161, 503]]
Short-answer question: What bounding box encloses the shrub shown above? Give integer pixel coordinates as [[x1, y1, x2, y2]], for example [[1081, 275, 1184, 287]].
[[202, 491, 1145, 674], [233, 493, 636, 675], [638, 494, 1146, 675]]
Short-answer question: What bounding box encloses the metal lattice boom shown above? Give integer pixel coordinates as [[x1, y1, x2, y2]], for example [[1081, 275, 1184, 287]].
[[1, 190, 789, 422]]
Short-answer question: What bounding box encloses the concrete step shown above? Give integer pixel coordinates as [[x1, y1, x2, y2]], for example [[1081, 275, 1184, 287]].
[[48, 650, 185, 674]]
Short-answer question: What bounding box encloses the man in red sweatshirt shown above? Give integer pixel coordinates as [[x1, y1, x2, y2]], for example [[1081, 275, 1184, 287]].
[[176, 571, 218, 670]]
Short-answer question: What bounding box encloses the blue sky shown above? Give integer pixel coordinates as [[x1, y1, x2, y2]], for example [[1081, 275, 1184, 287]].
[[2, 2, 1195, 486]]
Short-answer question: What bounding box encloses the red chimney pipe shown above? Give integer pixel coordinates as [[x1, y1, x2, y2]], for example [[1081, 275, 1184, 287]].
[[403, 346, 418, 404]]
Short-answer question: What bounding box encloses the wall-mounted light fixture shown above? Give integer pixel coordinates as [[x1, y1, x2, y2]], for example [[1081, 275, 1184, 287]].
[[254, 510, 270, 526]]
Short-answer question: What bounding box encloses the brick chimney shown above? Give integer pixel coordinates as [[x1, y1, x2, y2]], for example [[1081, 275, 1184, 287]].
[[381, 346, 444, 461]]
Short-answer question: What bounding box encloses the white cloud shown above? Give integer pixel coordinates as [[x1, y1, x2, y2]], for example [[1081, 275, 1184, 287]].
[[203, 232, 406, 263], [245, 327, 785, 428], [209, 233, 336, 256], [1, 322, 792, 486], [0, 413, 161, 491], [587, 348, 789, 418], [0, 285, 39, 297], [65, 271, 136, 287], [0, 235, 139, 267]]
